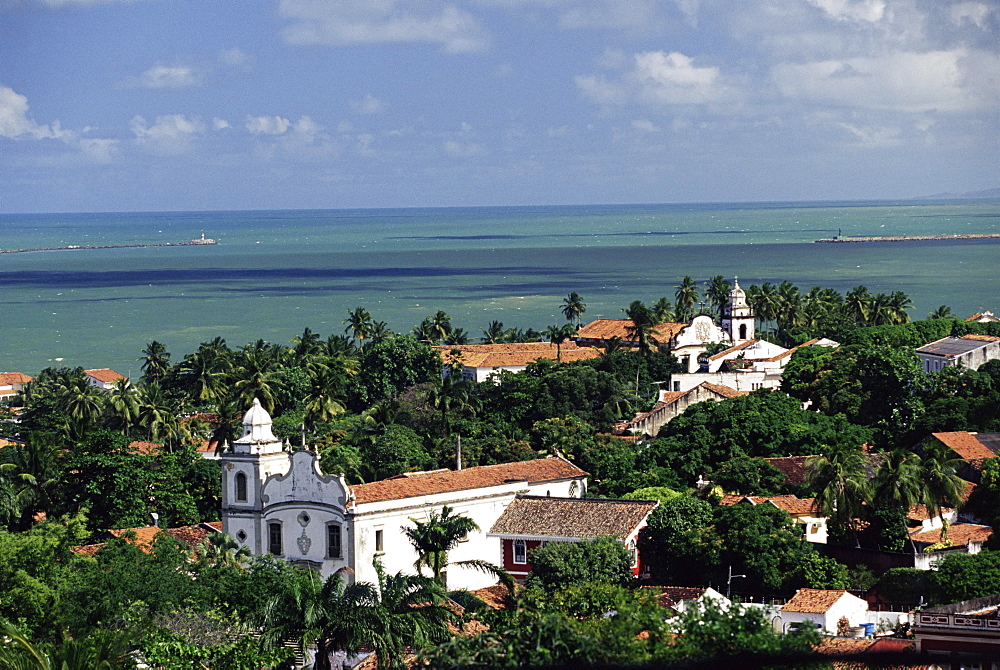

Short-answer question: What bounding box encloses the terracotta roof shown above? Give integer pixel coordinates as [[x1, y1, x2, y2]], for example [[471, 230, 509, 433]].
[[906, 504, 955, 522], [654, 586, 711, 609], [84, 368, 127, 383], [488, 496, 657, 540], [965, 311, 998, 322], [700, 382, 747, 398], [350, 456, 587, 505], [932, 432, 996, 460], [0, 372, 33, 385], [762, 338, 818, 362], [128, 440, 162, 455], [469, 584, 518, 610], [74, 521, 224, 556], [764, 455, 815, 486], [910, 523, 993, 546], [434, 342, 601, 368], [0, 390, 15, 398], [575, 319, 685, 343], [961, 333, 1000, 342], [109, 525, 162, 547], [719, 495, 820, 515], [780, 588, 853, 614]]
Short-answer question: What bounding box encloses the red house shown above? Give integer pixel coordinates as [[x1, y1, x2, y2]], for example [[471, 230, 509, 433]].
[[487, 496, 659, 581]]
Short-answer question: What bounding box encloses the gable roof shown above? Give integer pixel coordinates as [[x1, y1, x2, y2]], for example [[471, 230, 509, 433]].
[[719, 495, 820, 515], [654, 586, 714, 608], [916, 336, 997, 357], [0, 372, 33, 386], [965, 311, 998, 322], [575, 319, 686, 343], [909, 523, 993, 546], [932, 432, 996, 460], [72, 521, 223, 556], [84, 368, 127, 383], [350, 456, 587, 505], [435, 342, 601, 368], [763, 455, 815, 486], [708, 339, 760, 361], [780, 588, 856, 614], [488, 496, 657, 541], [629, 382, 746, 426]]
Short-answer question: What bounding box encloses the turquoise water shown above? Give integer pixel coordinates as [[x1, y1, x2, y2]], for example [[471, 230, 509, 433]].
[[1, 200, 997, 375]]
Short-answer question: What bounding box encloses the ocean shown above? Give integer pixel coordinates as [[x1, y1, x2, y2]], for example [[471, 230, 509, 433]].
[[1, 200, 997, 376]]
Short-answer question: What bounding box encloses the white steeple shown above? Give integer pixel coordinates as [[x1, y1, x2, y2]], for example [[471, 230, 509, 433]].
[[722, 276, 755, 345], [231, 398, 283, 454]]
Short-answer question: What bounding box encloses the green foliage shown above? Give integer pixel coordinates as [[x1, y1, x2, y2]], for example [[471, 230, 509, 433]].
[[713, 456, 786, 495], [638, 495, 719, 586], [795, 552, 851, 590], [349, 335, 440, 408], [930, 550, 1000, 604], [526, 537, 633, 591], [874, 568, 937, 605], [622, 486, 681, 502]]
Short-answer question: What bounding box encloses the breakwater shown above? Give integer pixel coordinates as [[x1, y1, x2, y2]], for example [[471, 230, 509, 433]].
[[816, 233, 1000, 243], [0, 240, 217, 254]]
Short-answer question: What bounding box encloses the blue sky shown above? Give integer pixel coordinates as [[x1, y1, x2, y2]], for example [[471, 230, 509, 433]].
[[1, 0, 997, 213]]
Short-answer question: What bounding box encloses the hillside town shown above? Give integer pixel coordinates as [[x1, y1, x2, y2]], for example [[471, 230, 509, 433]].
[[2, 279, 1000, 668]]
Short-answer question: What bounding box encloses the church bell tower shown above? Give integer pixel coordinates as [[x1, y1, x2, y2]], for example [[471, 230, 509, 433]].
[[721, 277, 755, 345]]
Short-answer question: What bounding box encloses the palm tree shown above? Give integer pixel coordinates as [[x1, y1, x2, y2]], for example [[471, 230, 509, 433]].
[[197, 531, 251, 568], [57, 375, 105, 439], [561, 292, 587, 327], [928, 305, 955, 320], [369, 320, 394, 345], [674, 276, 700, 322], [623, 300, 660, 397], [427, 375, 475, 437], [303, 369, 347, 431], [444, 327, 470, 345], [430, 310, 453, 343], [650, 296, 675, 323], [887, 291, 914, 325], [919, 441, 965, 527], [180, 349, 226, 403], [806, 449, 871, 545], [873, 449, 924, 552], [481, 320, 508, 344], [232, 350, 277, 412], [704, 276, 732, 320], [404, 505, 480, 586], [542, 324, 575, 363], [343, 306, 375, 347], [844, 285, 873, 326], [139, 340, 171, 383], [293, 327, 323, 361], [776, 281, 802, 332], [106, 378, 139, 435], [0, 618, 138, 669], [262, 569, 380, 670], [749, 282, 780, 333], [370, 561, 454, 670], [135, 382, 179, 448]]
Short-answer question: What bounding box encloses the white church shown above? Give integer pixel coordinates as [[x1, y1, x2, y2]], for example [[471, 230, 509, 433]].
[[221, 400, 589, 590]]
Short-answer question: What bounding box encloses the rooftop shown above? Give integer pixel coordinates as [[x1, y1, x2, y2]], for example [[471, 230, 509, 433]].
[[780, 588, 854, 614], [434, 342, 601, 368], [488, 495, 658, 540], [654, 586, 714, 609], [763, 455, 816, 486], [350, 456, 587, 505], [719, 495, 820, 516], [575, 318, 685, 343], [84, 368, 127, 383], [909, 523, 993, 546], [0, 372, 33, 386], [932, 431, 997, 460], [916, 336, 998, 357]]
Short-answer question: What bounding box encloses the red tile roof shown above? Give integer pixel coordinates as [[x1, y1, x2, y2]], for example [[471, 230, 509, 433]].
[[780, 588, 853, 614], [719, 495, 820, 515], [469, 584, 518, 610], [764, 455, 815, 486], [434, 342, 601, 368], [84, 368, 127, 383], [654, 586, 712, 608], [961, 333, 1000, 342], [932, 432, 996, 460], [575, 319, 685, 343], [350, 456, 587, 505], [708, 339, 760, 361], [488, 496, 657, 540], [128, 440, 162, 455], [909, 523, 993, 546], [906, 504, 955, 522], [0, 372, 33, 385], [73, 522, 224, 556]]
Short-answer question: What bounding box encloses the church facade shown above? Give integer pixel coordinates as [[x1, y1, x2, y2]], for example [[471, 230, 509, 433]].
[[220, 400, 589, 590]]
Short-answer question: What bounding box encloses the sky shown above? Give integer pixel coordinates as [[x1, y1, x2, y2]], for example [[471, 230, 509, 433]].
[[1, 0, 998, 213]]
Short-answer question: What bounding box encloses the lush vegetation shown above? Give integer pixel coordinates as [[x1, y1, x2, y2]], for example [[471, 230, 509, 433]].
[[2, 278, 999, 666]]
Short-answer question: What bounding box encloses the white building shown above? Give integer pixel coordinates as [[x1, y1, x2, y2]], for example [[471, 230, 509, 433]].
[[220, 399, 588, 589], [83, 368, 128, 390], [775, 589, 869, 635], [916, 335, 1000, 373]]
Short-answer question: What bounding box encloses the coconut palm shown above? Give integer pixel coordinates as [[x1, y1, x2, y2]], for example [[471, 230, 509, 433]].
[[481, 320, 508, 344], [806, 449, 871, 545], [873, 449, 925, 552], [844, 285, 873, 326], [135, 382, 179, 448], [343, 306, 375, 346], [57, 375, 105, 439], [776, 281, 803, 332], [650, 297, 675, 323], [198, 531, 251, 568], [919, 440, 966, 527], [561, 292, 587, 327], [542, 323, 576, 363], [303, 370, 347, 430], [369, 320, 394, 344], [749, 282, 780, 333], [444, 327, 470, 345], [180, 349, 226, 403], [427, 375, 475, 437], [139, 340, 171, 383], [262, 569, 379, 670], [292, 327, 323, 361], [106, 378, 139, 435], [404, 505, 481, 586], [887, 291, 914, 324], [674, 276, 700, 322], [0, 618, 138, 670], [928, 305, 955, 320], [704, 276, 732, 320]]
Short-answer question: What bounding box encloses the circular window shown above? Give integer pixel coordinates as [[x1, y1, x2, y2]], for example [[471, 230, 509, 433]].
[[298, 512, 311, 527], [236, 530, 247, 542]]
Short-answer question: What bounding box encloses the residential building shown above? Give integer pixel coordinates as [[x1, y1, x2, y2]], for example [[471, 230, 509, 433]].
[[0, 372, 32, 403], [775, 588, 870, 635], [619, 382, 747, 438], [719, 495, 828, 544], [434, 341, 601, 382], [486, 496, 658, 581], [914, 593, 1000, 665], [965, 311, 999, 323], [220, 399, 589, 590], [916, 335, 1000, 373], [83, 368, 128, 390], [652, 586, 729, 613]]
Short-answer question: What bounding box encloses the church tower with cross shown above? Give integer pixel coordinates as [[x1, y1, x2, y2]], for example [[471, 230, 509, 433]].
[[721, 277, 755, 345]]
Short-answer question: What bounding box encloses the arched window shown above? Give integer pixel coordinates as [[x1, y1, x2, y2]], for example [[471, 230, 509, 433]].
[[739, 324, 747, 340], [235, 472, 248, 502], [268, 522, 283, 555]]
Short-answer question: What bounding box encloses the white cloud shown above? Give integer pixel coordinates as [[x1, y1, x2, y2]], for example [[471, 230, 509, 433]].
[[0, 85, 72, 140], [805, 0, 886, 23], [279, 0, 489, 53], [78, 137, 119, 163], [631, 119, 660, 132], [246, 115, 293, 135], [219, 47, 252, 67], [950, 2, 993, 29], [351, 93, 384, 115], [772, 49, 1000, 113], [138, 64, 199, 89], [130, 114, 205, 154], [574, 75, 627, 105], [213, 117, 231, 131], [443, 139, 484, 157]]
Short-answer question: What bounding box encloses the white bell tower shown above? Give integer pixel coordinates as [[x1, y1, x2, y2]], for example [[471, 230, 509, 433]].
[[721, 277, 755, 345], [221, 398, 291, 555]]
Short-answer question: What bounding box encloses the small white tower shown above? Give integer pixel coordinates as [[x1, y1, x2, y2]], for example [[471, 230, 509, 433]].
[[721, 277, 755, 345], [221, 398, 291, 555]]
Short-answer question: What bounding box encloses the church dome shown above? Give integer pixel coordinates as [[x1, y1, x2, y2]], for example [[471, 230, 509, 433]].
[[234, 397, 280, 445], [729, 277, 746, 299]]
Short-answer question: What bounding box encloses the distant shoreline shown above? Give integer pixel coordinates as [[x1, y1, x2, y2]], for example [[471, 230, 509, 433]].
[[0, 240, 217, 255], [815, 233, 1000, 243]]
